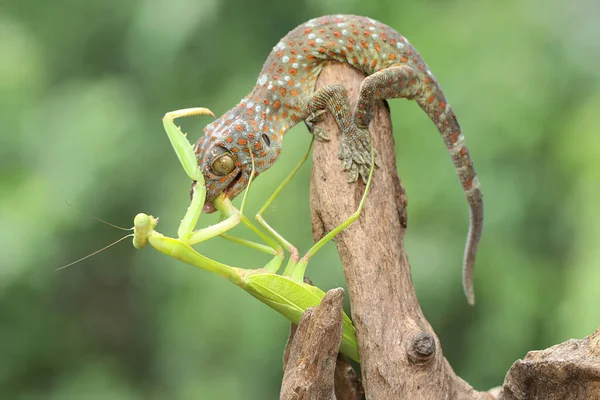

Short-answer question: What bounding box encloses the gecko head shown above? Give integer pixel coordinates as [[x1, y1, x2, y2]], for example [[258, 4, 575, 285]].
[[193, 120, 256, 213]]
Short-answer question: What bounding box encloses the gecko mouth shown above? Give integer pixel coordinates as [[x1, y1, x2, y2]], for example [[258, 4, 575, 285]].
[[202, 170, 243, 214], [225, 170, 243, 195]]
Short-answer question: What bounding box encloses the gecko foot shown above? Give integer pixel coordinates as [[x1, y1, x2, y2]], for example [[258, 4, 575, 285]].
[[338, 126, 379, 183], [304, 110, 330, 141]]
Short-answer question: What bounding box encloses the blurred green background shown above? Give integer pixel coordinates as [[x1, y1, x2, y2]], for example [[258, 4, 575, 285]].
[[1, 0, 599, 398]]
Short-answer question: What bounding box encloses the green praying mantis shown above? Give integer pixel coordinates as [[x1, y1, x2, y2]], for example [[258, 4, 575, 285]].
[[128, 107, 376, 363]]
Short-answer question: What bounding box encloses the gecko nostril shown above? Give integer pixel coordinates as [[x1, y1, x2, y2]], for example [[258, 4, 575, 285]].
[[261, 134, 271, 148]]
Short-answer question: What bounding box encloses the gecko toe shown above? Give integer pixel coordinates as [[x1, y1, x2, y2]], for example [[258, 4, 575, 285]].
[[312, 126, 330, 141], [346, 165, 359, 183], [358, 164, 371, 183]]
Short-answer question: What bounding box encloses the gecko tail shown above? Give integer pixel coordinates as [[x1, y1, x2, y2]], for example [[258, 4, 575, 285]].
[[463, 187, 484, 305], [415, 87, 484, 305]]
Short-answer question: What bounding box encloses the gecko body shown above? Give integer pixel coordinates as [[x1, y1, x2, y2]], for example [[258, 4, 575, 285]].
[[193, 15, 483, 304]]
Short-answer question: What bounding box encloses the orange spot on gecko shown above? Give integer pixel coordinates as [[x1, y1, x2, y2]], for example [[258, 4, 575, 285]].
[[389, 53, 396, 60], [273, 100, 281, 110], [318, 47, 326, 53], [391, 38, 396, 46], [439, 101, 446, 109], [290, 48, 297, 55], [288, 40, 294, 46], [308, 40, 316, 47], [334, 31, 341, 38], [235, 124, 244, 132], [237, 138, 247, 146], [371, 59, 377, 69], [290, 89, 298, 96], [374, 43, 380, 52], [254, 142, 262, 150], [424, 76, 431, 84], [288, 80, 295, 86], [427, 95, 435, 104], [401, 57, 408, 63], [276, 51, 283, 58], [304, 28, 312, 34], [282, 111, 288, 118], [381, 32, 387, 41], [225, 137, 233, 143], [279, 87, 287, 96], [360, 40, 367, 49], [248, 132, 255, 139], [289, 68, 297, 75]]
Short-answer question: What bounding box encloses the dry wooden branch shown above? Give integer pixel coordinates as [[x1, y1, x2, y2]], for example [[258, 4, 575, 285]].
[[280, 288, 345, 400], [308, 62, 486, 399], [497, 328, 600, 400]]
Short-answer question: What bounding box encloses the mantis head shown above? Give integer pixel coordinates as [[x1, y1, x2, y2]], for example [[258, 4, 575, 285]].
[[132, 213, 158, 249]]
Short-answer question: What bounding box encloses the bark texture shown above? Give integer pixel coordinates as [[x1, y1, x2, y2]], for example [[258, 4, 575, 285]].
[[497, 328, 600, 400], [281, 288, 350, 400]]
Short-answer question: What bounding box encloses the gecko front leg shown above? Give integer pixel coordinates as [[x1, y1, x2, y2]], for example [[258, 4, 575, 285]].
[[301, 83, 377, 183]]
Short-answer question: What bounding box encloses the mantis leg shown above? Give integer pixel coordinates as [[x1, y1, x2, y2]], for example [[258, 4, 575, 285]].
[[288, 143, 376, 282], [254, 138, 315, 272]]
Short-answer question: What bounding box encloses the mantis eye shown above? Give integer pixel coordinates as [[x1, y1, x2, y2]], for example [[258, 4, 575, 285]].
[[212, 153, 235, 176]]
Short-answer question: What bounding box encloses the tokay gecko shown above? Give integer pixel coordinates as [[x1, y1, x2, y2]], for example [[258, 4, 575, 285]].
[[192, 15, 483, 304]]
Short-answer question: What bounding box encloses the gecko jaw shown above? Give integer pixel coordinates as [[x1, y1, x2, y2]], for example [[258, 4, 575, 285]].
[[202, 169, 243, 214]]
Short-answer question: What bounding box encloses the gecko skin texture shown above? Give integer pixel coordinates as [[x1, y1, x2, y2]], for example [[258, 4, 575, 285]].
[[193, 15, 483, 304]]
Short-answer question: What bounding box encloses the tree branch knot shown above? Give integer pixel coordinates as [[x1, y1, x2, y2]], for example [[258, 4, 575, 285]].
[[408, 331, 436, 364]]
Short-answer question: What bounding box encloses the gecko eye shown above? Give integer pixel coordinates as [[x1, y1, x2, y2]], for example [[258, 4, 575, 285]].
[[212, 153, 235, 176], [261, 134, 271, 148]]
